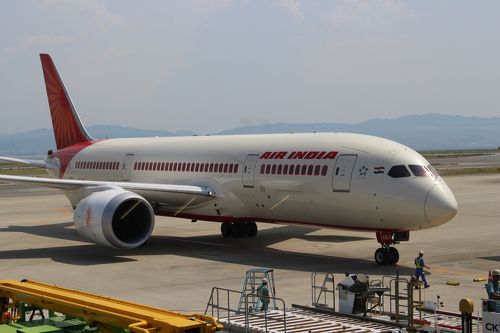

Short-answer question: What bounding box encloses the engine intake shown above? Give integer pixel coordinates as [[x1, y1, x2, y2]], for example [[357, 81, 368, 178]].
[[74, 187, 155, 248]]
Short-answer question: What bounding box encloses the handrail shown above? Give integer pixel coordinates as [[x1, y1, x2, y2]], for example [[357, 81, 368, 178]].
[[205, 287, 287, 332], [244, 293, 287, 333]]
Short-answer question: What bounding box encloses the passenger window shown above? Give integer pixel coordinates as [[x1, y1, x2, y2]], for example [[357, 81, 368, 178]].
[[314, 165, 320, 176], [283, 164, 288, 175], [409, 165, 430, 177], [321, 165, 328, 176], [260, 164, 265, 174], [294, 165, 300, 175], [301, 165, 307, 175], [234, 164, 238, 173], [271, 164, 276, 175], [277, 164, 282, 175], [388, 165, 411, 178], [307, 165, 313, 175], [266, 164, 271, 174]]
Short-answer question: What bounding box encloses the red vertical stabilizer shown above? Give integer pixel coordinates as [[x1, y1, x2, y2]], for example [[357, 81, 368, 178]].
[[40, 54, 93, 150]]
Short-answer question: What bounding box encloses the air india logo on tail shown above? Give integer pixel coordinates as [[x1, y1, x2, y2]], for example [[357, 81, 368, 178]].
[[40, 54, 92, 150], [85, 207, 93, 226]]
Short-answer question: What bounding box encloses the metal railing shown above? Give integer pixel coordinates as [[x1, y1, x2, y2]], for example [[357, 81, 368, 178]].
[[244, 293, 287, 333], [205, 287, 287, 333]]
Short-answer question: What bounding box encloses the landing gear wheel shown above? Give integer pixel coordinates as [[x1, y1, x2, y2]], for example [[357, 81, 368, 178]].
[[374, 247, 399, 265], [231, 223, 245, 237], [374, 248, 387, 265], [221, 223, 232, 237], [389, 247, 399, 265], [245, 222, 258, 237]]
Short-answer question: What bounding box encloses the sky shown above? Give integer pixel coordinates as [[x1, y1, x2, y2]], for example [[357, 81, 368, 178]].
[[0, 0, 499, 134]]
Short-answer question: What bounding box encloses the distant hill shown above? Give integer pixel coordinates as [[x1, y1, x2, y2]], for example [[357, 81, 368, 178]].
[[218, 114, 500, 150], [1, 114, 499, 155]]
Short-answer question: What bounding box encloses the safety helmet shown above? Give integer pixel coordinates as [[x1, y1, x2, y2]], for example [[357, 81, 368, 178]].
[[419, 250, 424, 255], [492, 269, 500, 276], [262, 278, 268, 284]]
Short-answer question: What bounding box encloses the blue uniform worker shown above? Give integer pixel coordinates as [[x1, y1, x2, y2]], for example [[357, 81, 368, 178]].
[[257, 278, 270, 311], [486, 269, 500, 312], [415, 250, 430, 288]]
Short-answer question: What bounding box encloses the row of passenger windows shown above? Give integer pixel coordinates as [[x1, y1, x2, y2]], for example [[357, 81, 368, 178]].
[[260, 164, 328, 176], [388, 164, 438, 178], [75, 161, 120, 170], [133, 161, 239, 174]]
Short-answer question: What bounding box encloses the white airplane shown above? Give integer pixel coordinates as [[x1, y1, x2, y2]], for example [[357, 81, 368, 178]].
[[0, 54, 458, 265]]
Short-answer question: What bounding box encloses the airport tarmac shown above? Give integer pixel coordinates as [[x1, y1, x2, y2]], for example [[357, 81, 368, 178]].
[[0, 174, 499, 317]]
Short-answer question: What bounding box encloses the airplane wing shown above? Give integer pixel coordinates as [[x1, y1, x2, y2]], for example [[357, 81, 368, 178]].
[[0, 156, 48, 168], [0, 175, 216, 200]]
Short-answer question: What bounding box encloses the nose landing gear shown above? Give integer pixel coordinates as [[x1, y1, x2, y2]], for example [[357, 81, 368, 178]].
[[374, 231, 408, 265], [374, 246, 399, 265]]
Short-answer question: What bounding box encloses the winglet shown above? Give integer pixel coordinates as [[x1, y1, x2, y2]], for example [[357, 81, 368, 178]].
[[40, 54, 93, 150]]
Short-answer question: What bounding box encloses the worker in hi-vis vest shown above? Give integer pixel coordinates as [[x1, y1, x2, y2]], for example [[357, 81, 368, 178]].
[[257, 278, 270, 311], [415, 250, 430, 288]]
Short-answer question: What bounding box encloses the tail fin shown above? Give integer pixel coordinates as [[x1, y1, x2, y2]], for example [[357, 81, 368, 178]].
[[40, 54, 93, 150]]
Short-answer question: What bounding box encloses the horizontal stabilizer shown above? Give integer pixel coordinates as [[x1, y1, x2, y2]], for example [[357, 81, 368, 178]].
[[0, 156, 48, 169]]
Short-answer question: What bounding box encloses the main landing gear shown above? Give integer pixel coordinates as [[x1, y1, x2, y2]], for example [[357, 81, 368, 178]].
[[221, 222, 258, 238], [374, 231, 409, 265]]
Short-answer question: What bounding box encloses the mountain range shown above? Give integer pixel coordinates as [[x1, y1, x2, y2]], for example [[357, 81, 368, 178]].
[[1, 114, 499, 155]]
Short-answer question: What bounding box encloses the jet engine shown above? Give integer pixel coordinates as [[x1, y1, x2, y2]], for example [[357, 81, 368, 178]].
[[74, 187, 155, 249]]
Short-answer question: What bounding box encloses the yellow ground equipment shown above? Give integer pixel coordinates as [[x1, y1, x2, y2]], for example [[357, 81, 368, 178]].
[[0, 279, 222, 333]]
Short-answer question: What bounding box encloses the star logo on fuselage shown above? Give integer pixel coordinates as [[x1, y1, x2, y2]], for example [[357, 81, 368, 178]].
[[359, 166, 368, 176]]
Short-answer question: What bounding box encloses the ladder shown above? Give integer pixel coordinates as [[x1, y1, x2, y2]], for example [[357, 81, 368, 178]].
[[237, 268, 277, 313]]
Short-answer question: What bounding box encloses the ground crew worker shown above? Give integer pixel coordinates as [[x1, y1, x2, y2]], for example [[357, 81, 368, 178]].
[[415, 250, 430, 288], [257, 278, 270, 311], [487, 269, 500, 312]]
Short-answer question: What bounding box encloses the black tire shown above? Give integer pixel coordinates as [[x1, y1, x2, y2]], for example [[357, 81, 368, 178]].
[[245, 222, 258, 237], [232, 223, 245, 237], [389, 247, 399, 265], [374, 248, 387, 265], [221, 223, 232, 237]]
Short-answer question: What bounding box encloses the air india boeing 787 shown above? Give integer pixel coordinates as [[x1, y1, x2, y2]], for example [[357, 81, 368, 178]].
[[0, 54, 458, 265]]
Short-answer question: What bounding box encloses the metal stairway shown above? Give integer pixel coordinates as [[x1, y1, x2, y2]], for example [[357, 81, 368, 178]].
[[237, 268, 277, 313]]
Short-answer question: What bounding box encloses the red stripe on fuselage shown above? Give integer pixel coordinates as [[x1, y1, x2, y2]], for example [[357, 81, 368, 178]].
[[157, 211, 404, 233], [50, 140, 100, 178]]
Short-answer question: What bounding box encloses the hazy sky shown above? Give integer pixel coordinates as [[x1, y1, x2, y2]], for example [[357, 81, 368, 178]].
[[0, 1, 499, 134]]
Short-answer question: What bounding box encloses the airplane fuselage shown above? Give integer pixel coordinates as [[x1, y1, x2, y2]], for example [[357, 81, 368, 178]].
[[52, 132, 455, 232]]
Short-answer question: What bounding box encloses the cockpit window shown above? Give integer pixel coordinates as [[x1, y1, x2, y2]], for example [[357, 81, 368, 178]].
[[426, 164, 440, 178], [409, 165, 431, 177], [388, 165, 411, 178]]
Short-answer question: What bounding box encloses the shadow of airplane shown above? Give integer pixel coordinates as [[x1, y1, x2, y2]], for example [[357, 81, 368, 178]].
[[0, 221, 413, 275]]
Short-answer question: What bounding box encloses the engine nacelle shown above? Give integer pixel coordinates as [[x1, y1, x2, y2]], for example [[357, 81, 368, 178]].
[[74, 187, 155, 249]]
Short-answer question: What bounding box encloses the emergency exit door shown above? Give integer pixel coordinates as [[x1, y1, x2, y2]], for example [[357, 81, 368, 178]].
[[121, 154, 134, 181], [332, 154, 357, 192], [242, 154, 259, 188]]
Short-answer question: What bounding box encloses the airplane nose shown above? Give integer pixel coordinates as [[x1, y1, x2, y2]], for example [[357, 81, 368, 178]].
[[424, 183, 458, 226]]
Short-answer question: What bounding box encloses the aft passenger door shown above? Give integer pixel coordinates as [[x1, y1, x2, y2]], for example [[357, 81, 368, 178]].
[[121, 154, 134, 181], [332, 154, 357, 192], [242, 154, 259, 188]]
